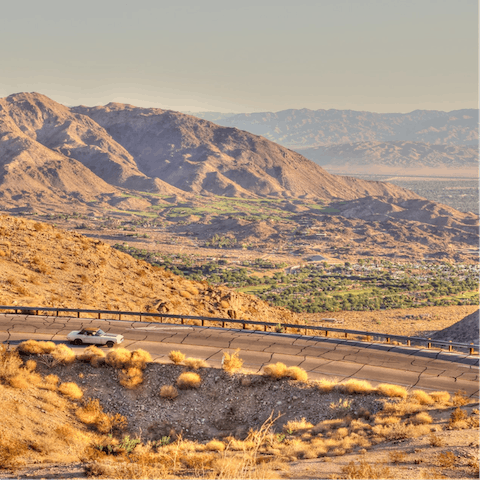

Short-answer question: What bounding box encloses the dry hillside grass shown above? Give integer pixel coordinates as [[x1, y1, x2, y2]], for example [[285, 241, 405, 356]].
[[1, 343, 478, 479], [0, 215, 294, 323]]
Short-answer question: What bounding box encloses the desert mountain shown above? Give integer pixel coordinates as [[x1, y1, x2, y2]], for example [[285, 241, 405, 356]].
[[193, 108, 479, 147], [192, 109, 479, 176], [72, 102, 419, 200], [295, 141, 479, 177], [0, 93, 422, 206]]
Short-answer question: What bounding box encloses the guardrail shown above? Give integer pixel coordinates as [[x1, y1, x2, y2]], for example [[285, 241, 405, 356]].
[[0, 305, 478, 355]]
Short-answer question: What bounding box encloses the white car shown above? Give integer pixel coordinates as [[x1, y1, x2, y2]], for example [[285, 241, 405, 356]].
[[67, 328, 124, 348]]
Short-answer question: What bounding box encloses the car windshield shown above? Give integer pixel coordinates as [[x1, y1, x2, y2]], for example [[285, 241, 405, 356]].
[[96, 329, 105, 336]]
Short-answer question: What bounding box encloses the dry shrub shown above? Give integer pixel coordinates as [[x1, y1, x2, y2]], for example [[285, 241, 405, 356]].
[[341, 458, 392, 478], [372, 422, 430, 441], [284, 418, 314, 434], [448, 407, 467, 427], [8, 374, 31, 389], [40, 374, 59, 391], [338, 379, 375, 395], [263, 362, 288, 379], [177, 372, 201, 389], [222, 350, 243, 373], [286, 366, 308, 382], [389, 450, 407, 464], [205, 439, 225, 452], [317, 378, 338, 393], [374, 416, 400, 425], [0, 438, 28, 469], [51, 344, 76, 365], [160, 385, 178, 400], [169, 350, 185, 365], [428, 432, 445, 447], [17, 339, 56, 355], [106, 348, 132, 369], [411, 412, 433, 425], [376, 383, 408, 399], [77, 345, 106, 367], [381, 399, 425, 416], [130, 349, 152, 369], [184, 357, 208, 370], [430, 391, 451, 404], [58, 382, 83, 400], [119, 367, 144, 389], [436, 451, 456, 468], [76, 398, 127, 434], [411, 390, 434, 405], [25, 359, 37, 371], [452, 390, 469, 406]]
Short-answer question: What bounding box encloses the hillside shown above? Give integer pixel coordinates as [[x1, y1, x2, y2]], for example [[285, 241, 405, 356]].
[[0, 92, 419, 212], [0, 214, 294, 323]]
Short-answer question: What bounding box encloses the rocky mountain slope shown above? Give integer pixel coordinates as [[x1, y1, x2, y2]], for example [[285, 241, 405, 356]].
[[0, 92, 419, 211], [0, 214, 294, 323], [192, 109, 479, 176]]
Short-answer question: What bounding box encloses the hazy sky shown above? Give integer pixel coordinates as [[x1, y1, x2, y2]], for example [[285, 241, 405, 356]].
[[1, 0, 477, 113]]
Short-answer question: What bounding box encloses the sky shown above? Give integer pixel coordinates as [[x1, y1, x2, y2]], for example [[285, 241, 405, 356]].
[[1, 0, 478, 113]]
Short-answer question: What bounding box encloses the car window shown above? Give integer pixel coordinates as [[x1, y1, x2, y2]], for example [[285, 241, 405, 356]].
[[96, 329, 105, 336]]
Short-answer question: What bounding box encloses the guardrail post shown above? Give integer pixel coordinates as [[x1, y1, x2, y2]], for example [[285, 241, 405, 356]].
[[325, 330, 328, 337], [35, 310, 38, 316], [243, 322, 246, 329], [181, 318, 184, 325], [222, 321, 225, 328], [386, 337, 390, 344], [448, 344, 453, 352], [344, 332, 348, 339], [427, 342, 432, 349], [119, 314, 122, 321], [98, 313, 101, 319], [56, 310, 59, 317], [407, 340, 411, 346], [201, 319, 204, 326], [470, 347, 474, 355], [77, 312, 80, 318]]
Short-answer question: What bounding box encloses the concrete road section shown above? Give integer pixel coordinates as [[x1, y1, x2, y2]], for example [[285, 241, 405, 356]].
[[1, 314, 478, 397]]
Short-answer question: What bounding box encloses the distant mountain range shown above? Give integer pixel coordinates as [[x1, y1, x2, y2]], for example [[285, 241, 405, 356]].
[[190, 109, 479, 176], [0, 92, 418, 211]]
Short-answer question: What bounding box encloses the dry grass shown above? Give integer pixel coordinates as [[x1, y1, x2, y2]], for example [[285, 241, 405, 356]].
[[177, 372, 201, 389], [341, 457, 392, 478], [184, 357, 209, 370], [169, 350, 185, 365], [159, 385, 178, 399], [411, 390, 435, 405], [51, 344, 76, 365], [338, 379, 375, 395], [129, 349, 152, 369], [452, 390, 469, 406], [411, 412, 433, 425], [435, 451, 456, 468], [285, 366, 308, 382], [119, 367, 144, 389], [58, 382, 83, 400], [283, 418, 314, 434], [222, 350, 243, 373], [376, 383, 408, 399], [17, 340, 56, 355], [263, 362, 288, 379], [316, 378, 338, 393], [76, 398, 127, 434], [105, 348, 132, 369], [77, 345, 106, 367], [430, 391, 451, 404]]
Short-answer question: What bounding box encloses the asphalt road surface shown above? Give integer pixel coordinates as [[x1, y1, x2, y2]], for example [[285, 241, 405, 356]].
[[1, 313, 478, 397]]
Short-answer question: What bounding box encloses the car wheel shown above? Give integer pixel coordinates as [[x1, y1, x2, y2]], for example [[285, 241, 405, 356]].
[[106, 341, 114, 348], [73, 339, 83, 345]]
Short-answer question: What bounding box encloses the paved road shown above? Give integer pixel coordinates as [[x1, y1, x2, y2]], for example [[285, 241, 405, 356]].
[[1, 313, 478, 397]]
